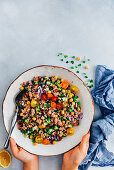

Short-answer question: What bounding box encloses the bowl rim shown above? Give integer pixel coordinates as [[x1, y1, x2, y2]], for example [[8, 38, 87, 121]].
[[2, 65, 95, 155]]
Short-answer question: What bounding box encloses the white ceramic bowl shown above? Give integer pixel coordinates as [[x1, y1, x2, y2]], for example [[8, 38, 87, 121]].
[[2, 65, 94, 156]]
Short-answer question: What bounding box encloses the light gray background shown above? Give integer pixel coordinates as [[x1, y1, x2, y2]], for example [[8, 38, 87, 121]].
[[0, 0, 114, 170]]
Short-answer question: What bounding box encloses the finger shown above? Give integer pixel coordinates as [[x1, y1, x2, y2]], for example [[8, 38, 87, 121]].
[[10, 138, 19, 157], [79, 132, 90, 152], [82, 131, 90, 143]]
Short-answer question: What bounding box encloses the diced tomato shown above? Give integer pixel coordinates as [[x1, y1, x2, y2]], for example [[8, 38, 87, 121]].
[[26, 93, 29, 97], [56, 103, 63, 110], [51, 102, 56, 108], [60, 80, 68, 89], [54, 89, 58, 92], [52, 96, 58, 102], [41, 93, 47, 101], [35, 84, 39, 87], [47, 93, 53, 99], [42, 139, 50, 145], [72, 121, 79, 126]]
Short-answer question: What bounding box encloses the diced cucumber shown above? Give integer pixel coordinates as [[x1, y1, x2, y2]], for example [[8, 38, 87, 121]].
[[45, 76, 49, 80], [56, 79, 61, 84], [46, 81, 51, 85], [36, 105, 40, 112], [25, 118, 29, 123], [48, 129, 53, 134], [63, 133, 67, 137], [68, 124, 73, 128], [54, 125, 59, 131], [24, 133, 29, 138]]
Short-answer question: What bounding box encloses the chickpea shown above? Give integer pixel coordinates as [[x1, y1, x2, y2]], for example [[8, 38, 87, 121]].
[[32, 117, 36, 121], [72, 102, 75, 105], [20, 113, 23, 116]]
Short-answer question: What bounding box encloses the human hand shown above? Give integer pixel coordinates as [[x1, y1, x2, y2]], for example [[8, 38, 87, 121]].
[[62, 132, 90, 170], [10, 138, 39, 170]]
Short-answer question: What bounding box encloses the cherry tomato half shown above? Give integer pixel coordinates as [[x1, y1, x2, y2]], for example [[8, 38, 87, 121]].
[[67, 128, 75, 136], [42, 138, 50, 145], [56, 103, 63, 110], [52, 96, 58, 102], [51, 102, 56, 108], [35, 136, 43, 143], [41, 93, 47, 101], [47, 93, 53, 99]]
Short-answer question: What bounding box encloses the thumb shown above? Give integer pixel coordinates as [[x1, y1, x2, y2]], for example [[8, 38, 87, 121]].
[[10, 138, 19, 158], [79, 132, 90, 153]]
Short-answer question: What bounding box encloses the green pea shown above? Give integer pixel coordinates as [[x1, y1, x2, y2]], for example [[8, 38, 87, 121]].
[[57, 110, 61, 113], [58, 100, 61, 103], [77, 102, 80, 106]]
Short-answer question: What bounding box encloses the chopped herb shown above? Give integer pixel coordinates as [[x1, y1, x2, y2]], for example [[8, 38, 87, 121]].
[[78, 64, 81, 67], [85, 76, 88, 78], [83, 60, 86, 63], [49, 86, 53, 90], [40, 81, 43, 85], [44, 104, 50, 108], [89, 79, 93, 83], [57, 53, 63, 56], [87, 84, 93, 88], [21, 130, 25, 134], [83, 73, 87, 75], [75, 66, 78, 68], [88, 59, 90, 61], [64, 55, 68, 58], [61, 59, 63, 61], [19, 104, 23, 109], [71, 66, 74, 69], [73, 96, 78, 101], [76, 71, 79, 73], [72, 56, 75, 58], [66, 61, 69, 63], [59, 116, 62, 120], [71, 61, 74, 64]]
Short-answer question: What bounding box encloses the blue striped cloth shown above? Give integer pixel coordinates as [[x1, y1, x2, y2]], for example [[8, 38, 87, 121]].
[[79, 65, 114, 169]]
